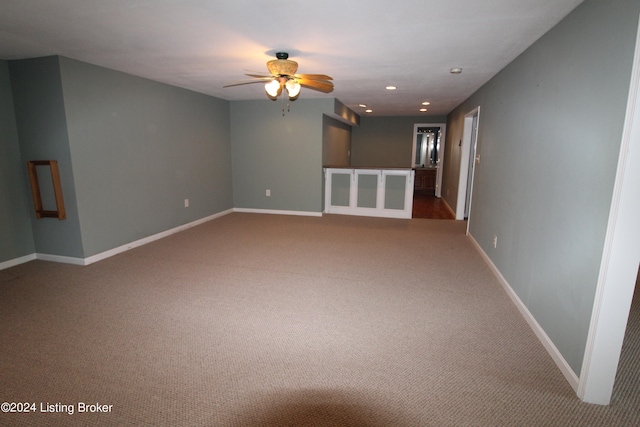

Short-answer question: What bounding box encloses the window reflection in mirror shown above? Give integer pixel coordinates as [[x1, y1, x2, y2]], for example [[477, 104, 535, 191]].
[[415, 127, 441, 168]]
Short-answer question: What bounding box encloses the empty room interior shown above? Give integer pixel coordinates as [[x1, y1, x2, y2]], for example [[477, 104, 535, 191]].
[[1, 0, 640, 425]]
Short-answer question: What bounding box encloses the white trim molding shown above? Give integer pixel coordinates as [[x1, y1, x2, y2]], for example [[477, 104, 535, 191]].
[[0, 253, 37, 271], [2, 209, 234, 269], [36, 253, 85, 265], [81, 209, 234, 266]]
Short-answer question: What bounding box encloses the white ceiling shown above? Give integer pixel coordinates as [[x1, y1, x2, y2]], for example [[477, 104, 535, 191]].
[[0, 0, 584, 116]]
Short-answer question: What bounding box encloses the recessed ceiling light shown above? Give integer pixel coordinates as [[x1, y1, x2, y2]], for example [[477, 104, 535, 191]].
[[365, 109, 373, 113], [422, 101, 431, 106], [385, 86, 397, 90], [359, 104, 367, 108], [450, 67, 462, 74], [419, 108, 428, 112]]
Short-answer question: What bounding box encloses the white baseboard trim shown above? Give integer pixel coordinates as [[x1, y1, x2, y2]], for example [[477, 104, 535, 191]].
[[36, 253, 86, 265], [4, 208, 319, 270], [4, 209, 234, 269], [233, 208, 323, 217], [81, 209, 234, 266], [441, 197, 457, 218], [0, 253, 37, 271], [467, 232, 580, 392]]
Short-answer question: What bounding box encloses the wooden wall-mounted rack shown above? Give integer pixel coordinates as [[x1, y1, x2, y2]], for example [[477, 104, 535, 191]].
[[27, 160, 66, 220]]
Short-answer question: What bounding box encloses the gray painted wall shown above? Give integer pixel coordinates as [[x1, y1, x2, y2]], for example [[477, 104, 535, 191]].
[[58, 57, 233, 257], [9, 56, 84, 258], [442, 0, 640, 374], [7, 56, 233, 260], [0, 60, 34, 262], [230, 98, 333, 213], [322, 115, 351, 167], [351, 116, 447, 167]]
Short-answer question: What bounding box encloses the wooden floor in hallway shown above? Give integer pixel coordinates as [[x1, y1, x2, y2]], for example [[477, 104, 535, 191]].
[[412, 192, 455, 219]]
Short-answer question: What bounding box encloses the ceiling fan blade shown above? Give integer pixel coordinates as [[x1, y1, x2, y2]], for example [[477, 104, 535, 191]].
[[296, 78, 334, 93], [223, 79, 270, 88], [294, 73, 333, 81], [244, 73, 274, 79]]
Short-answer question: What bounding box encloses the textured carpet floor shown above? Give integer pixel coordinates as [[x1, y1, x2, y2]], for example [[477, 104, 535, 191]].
[[0, 213, 638, 426]]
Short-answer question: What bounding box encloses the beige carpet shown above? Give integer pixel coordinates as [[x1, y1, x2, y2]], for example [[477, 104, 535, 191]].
[[0, 213, 638, 426]]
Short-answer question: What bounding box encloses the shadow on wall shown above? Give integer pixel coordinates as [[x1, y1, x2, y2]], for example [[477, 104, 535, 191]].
[[229, 388, 414, 426]]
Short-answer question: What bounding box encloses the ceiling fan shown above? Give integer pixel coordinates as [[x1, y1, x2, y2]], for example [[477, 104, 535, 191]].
[[224, 52, 334, 102]]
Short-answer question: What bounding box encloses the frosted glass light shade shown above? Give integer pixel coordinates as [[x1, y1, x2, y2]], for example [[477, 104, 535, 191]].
[[265, 80, 281, 97], [285, 80, 301, 98]]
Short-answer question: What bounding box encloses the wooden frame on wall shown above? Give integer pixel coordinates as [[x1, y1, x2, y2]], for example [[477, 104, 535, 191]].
[[27, 160, 66, 220]]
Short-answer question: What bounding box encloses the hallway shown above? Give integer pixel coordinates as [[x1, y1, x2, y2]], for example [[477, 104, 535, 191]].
[[412, 193, 455, 219]]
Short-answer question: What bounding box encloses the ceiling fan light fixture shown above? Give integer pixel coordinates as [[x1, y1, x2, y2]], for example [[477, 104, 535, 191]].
[[265, 79, 281, 97], [225, 52, 332, 112], [285, 80, 301, 99]]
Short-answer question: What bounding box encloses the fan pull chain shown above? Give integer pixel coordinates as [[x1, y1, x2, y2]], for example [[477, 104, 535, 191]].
[[278, 87, 293, 116]]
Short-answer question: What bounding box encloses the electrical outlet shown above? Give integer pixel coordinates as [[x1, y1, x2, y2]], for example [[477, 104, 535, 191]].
[[493, 235, 497, 248], [184, 198, 189, 208], [266, 189, 271, 197]]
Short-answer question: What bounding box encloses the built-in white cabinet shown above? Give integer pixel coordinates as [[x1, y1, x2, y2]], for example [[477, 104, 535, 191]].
[[324, 168, 414, 219]]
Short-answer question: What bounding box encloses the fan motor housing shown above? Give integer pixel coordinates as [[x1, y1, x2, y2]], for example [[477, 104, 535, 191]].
[[267, 52, 298, 76]]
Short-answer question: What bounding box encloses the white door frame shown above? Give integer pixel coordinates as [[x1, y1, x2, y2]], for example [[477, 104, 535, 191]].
[[578, 15, 640, 405], [411, 123, 447, 197], [456, 107, 480, 222]]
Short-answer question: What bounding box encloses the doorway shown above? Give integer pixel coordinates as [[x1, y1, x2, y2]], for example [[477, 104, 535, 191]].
[[411, 123, 452, 219], [411, 123, 446, 198], [455, 107, 480, 223]]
